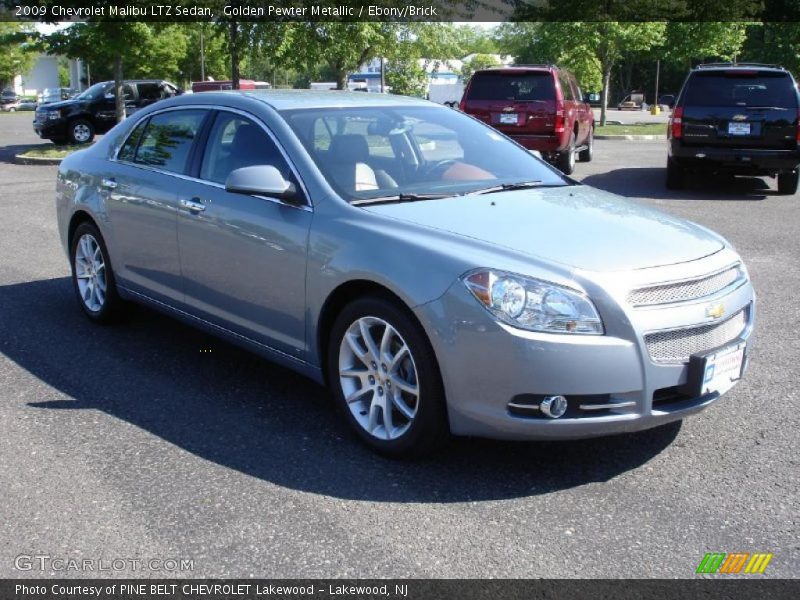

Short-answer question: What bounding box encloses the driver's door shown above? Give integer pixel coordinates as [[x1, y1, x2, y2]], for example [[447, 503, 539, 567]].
[[176, 111, 312, 358]]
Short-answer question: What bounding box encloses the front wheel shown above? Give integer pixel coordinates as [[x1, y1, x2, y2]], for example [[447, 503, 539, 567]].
[[68, 119, 95, 144], [328, 296, 449, 458], [70, 222, 125, 323], [777, 169, 799, 195]]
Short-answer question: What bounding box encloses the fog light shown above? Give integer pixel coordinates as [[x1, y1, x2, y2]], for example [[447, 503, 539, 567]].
[[540, 395, 568, 419]]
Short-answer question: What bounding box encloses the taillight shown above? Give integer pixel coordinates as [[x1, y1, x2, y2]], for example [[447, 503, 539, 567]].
[[796, 108, 800, 142], [671, 106, 683, 139], [459, 99, 465, 112], [554, 100, 565, 134]]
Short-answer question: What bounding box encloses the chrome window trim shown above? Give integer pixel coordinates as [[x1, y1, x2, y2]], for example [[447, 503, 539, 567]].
[[111, 104, 312, 212]]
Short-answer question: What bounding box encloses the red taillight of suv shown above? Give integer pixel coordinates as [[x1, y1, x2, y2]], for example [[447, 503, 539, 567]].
[[796, 108, 800, 142], [671, 106, 684, 139], [554, 100, 565, 134]]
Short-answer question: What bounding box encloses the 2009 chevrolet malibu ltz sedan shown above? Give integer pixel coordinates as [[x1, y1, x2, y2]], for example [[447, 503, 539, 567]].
[[56, 91, 756, 457]]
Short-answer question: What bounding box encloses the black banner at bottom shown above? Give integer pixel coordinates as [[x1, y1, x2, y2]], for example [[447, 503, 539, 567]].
[[2, 579, 799, 600]]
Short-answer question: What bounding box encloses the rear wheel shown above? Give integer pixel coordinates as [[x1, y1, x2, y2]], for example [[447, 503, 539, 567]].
[[577, 127, 594, 162], [556, 132, 577, 174], [70, 222, 125, 323], [777, 169, 799, 195], [666, 158, 685, 189], [328, 296, 448, 458]]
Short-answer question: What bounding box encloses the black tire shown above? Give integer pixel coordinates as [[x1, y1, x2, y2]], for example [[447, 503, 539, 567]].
[[50, 137, 68, 145], [577, 127, 594, 162], [68, 119, 95, 144], [556, 132, 576, 175], [69, 222, 125, 324], [777, 169, 799, 195], [666, 158, 685, 190], [327, 296, 449, 458]]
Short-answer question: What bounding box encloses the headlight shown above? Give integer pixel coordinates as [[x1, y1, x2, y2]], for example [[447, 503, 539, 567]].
[[463, 269, 604, 335], [46, 111, 61, 120]]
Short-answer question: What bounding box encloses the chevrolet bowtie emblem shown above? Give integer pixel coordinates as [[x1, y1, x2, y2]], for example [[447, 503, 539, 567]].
[[502, 106, 515, 112], [732, 114, 748, 121], [706, 303, 726, 319]]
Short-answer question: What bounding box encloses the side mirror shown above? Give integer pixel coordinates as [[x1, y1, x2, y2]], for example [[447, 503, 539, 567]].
[[225, 165, 300, 204]]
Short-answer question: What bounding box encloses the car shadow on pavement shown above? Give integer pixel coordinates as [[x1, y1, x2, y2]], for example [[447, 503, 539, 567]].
[[0, 143, 51, 164], [3, 277, 680, 503], [581, 167, 775, 201]]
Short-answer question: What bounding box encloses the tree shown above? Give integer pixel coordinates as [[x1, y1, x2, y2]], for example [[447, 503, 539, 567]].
[[662, 22, 748, 68], [385, 59, 428, 97], [461, 53, 501, 80], [740, 22, 800, 76], [288, 23, 400, 90], [0, 23, 37, 90], [498, 22, 665, 125], [46, 23, 189, 121]]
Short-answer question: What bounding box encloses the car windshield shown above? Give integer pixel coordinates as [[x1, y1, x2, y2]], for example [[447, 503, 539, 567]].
[[683, 71, 797, 107], [282, 105, 566, 202], [76, 82, 110, 100]]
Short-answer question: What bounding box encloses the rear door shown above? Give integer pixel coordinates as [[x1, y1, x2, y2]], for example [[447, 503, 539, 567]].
[[680, 69, 798, 149], [463, 70, 556, 135]]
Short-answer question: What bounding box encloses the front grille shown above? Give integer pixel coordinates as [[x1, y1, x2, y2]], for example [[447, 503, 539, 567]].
[[628, 265, 742, 306], [645, 308, 748, 363]]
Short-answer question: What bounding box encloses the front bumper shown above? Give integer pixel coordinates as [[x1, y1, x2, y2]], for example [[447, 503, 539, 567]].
[[414, 253, 755, 441], [33, 117, 67, 140], [670, 141, 800, 173]]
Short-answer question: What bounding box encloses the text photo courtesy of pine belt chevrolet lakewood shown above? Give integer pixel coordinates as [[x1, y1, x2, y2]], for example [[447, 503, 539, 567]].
[[56, 90, 755, 457]]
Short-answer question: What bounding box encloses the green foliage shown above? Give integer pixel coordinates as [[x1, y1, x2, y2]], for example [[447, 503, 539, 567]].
[[461, 54, 501, 80], [740, 23, 800, 76], [0, 23, 38, 88], [662, 22, 749, 67], [386, 59, 428, 97]]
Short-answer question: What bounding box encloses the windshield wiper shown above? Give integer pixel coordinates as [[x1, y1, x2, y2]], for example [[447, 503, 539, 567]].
[[467, 180, 548, 196], [352, 192, 457, 206]]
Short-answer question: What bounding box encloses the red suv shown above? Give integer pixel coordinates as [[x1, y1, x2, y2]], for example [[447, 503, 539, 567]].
[[460, 65, 594, 174]]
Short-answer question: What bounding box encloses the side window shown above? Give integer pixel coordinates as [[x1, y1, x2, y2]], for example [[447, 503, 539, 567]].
[[133, 109, 206, 174], [570, 75, 583, 103], [558, 72, 573, 101], [200, 113, 294, 186], [118, 119, 147, 162], [136, 83, 163, 103]]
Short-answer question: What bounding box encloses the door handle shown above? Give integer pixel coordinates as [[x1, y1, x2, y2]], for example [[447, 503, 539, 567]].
[[100, 178, 117, 190], [180, 197, 206, 213]]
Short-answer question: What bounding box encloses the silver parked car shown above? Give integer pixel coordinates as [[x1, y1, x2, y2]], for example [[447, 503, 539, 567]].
[[56, 91, 755, 456]]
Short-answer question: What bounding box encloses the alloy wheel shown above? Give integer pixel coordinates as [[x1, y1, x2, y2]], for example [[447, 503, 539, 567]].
[[338, 316, 420, 440], [74, 233, 107, 312], [72, 123, 91, 143]]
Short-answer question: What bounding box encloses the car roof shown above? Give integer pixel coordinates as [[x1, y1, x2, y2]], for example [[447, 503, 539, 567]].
[[473, 65, 558, 74], [195, 89, 438, 110], [693, 63, 787, 73]]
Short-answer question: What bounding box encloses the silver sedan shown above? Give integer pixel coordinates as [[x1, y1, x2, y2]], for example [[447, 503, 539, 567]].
[[56, 91, 755, 456]]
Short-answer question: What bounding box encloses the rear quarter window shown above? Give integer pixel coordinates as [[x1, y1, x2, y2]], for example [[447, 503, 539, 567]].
[[466, 72, 555, 102], [683, 71, 798, 107]]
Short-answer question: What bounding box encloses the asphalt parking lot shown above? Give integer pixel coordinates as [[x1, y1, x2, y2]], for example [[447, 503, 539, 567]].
[[0, 111, 797, 578]]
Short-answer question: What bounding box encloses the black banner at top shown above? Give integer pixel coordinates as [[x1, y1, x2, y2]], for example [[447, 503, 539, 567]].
[[1, 0, 800, 22]]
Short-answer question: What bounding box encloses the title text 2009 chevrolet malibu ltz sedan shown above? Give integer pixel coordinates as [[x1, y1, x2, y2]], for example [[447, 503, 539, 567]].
[[56, 91, 755, 457]]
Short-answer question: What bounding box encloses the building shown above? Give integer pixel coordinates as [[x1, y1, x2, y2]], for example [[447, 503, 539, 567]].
[[10, 54, 87, 96]]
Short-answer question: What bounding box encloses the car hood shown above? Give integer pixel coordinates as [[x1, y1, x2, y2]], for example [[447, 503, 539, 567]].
[[38, 99, 82, 110], [362, 185, 724, 272]]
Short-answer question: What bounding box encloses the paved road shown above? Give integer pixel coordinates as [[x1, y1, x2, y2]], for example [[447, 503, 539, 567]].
[[593, 107, 670, 124], [0, 112, 797, 578]]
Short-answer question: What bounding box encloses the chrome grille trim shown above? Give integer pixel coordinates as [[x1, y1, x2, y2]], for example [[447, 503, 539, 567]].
[[628, 264, 742, 306], [645, 307, 748, 364]]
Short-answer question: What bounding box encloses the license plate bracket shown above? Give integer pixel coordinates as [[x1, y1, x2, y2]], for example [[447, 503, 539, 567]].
[[685, 341, 746, 397], [499, 113, 518, 125], [728, 122, 751, 136]]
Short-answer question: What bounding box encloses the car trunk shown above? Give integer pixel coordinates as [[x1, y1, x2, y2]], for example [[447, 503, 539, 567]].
[[680, 70, 798, 149], [463, 71, 557, 135]]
